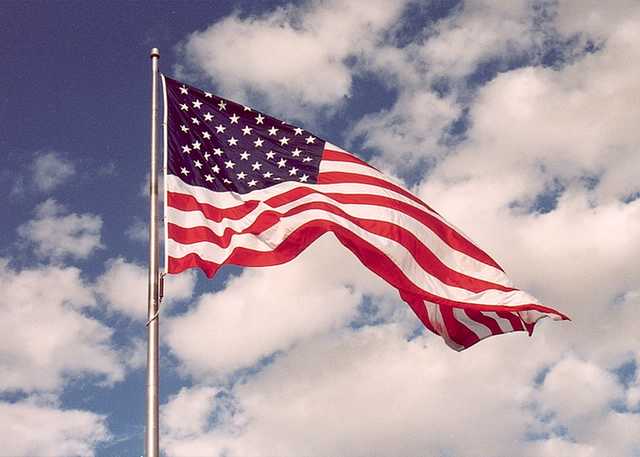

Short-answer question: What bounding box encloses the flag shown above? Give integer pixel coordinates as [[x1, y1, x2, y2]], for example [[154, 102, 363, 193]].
[[161, 75, 568, 351]]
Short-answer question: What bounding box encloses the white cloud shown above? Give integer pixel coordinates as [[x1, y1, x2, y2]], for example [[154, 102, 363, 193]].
[[160, 2, 640, 455], [0, 397, 109, 457], [17, 199, 103, 261], [95, 257, 197, 321], [0, 260, 123, 393], [165, 236, 399, 379], [350, 89, 460, 173], [162, 324, 557, 457], [161, 386, 219, 440], [179, 0, 409, 119], [30, 151, 76, 192]]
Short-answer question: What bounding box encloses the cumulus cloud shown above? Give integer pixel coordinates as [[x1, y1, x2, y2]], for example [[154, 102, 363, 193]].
[[0, 398, 109, 457], [161, 323, 568, 457], [0, 259, 123, 393], [17, 199, 104, 261], [30, 151, 76, 192], [165, 236, 401, 379], [179, 0, 409, 119], [95, 257, 197, 320], [158, 0, 640, 455]]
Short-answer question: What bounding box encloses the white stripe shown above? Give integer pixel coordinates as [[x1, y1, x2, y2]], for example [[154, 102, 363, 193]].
[[453, 308, 493, 340], [424, 301, 464, 351], [168, 192, 511, 287], [481, 311, 514, 333], [168, 208, 540, 307], [166, 174, 505, 276], [319, 160, 385, 180]]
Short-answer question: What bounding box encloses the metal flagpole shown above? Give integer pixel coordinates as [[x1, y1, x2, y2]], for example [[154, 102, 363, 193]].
[[146, 47, 160, 457]]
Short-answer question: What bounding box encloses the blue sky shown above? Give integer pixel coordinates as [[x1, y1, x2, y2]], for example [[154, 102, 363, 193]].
[[1, 1, 640, 456]]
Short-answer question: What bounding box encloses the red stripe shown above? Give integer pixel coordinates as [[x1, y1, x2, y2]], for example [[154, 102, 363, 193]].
[[496, 311, 525, 332], [263, 186, 502, 271], [464, 309, 504, 336], [318, 171, 435, 212], [169, 219, 569, 325], [167, 191, 258, 222], [439, 305, 481, 348], [322, 148, 378, 170], [169, 199, 514, 293]]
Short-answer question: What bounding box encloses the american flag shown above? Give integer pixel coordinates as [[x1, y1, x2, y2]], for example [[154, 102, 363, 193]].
[[162, 75, 568, 351]]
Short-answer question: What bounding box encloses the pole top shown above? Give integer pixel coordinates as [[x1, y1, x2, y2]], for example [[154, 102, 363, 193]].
[[150, 48, 160, 58]]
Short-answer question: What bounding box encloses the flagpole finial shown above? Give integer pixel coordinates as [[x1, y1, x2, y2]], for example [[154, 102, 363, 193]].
[[150, 48, 160, 58]]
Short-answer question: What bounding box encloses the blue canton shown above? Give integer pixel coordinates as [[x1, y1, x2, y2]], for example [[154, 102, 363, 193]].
[[164, 76, 325, 194]]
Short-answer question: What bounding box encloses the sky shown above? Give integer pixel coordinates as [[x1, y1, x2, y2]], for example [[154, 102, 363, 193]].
[[1, 0, 639, 456]]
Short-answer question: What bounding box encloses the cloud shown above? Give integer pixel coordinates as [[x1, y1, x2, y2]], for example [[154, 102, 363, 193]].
[[179, 0, 409, 119], [160, 1, 640, 455], [165, 236, 401, 379], [0, 259, 123, 393], [160, 323, 559, 457], [0, 397, 109, 457], [30, 151, 76, 192], [95, 257, 197, 320], [125, 218, 148, 243], [161, 386, 219, 440], [17, 199, 104, 261]]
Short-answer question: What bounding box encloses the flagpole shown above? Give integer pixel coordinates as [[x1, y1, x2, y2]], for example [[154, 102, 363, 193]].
[[146, 47, 160, 457]]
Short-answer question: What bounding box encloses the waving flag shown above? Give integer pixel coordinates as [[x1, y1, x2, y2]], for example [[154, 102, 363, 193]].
[[161, 75, 568, 351]]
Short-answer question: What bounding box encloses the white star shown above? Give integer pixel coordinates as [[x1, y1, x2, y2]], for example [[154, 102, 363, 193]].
[[179, 85, 188, 95], [180, 167, 189, 175], [218, 100, 227, 110], [194, 160, 203, 168], [279, 136, 290, 146], [251, 161, 262, 171], [263, 171, 273, 178], [229, 114, 240, 124], [268, 127, 279, 136], [227, 137, 239, 146], [277, 158, 287, 168], [253, 138, 264, 148], [203, 152, 211, 160], [212, 164, 220, 173], [192, 100, 203, 109], [203, 112, 214, 121], [299, 174, 309, 183], [180, 103, 189, 111], [265, 151, 276, 160], [223, 178, 232, 184], [204, 91, 213, 98], [191, 117, 200, 125], [248, 179, 258, 187], [236, 171, 247, 180], [302, 156, 312, 163], [241, 126, 253, 136], [215, 124, 226, 134], [224, 160, 235, 169], [289, 167, 298, 176], [293, 127, 303, 135], [305, 135, 316, 144], [213, 148, 223, 156], [181, 145, 191, 154], [180, 124, 189, 133], [255, 114, 265, 124], [192, 141, 201, 150], [240, 151, 250, 160], [243, 105, 252, 112], [202, 131, 211, 140], [205, 174, 214, 182], [291, 148, 302, 157]]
